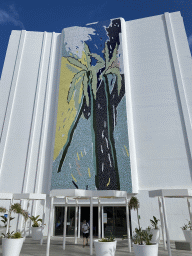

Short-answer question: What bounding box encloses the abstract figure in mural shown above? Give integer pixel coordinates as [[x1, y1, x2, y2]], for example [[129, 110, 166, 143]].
[[57, 19, 126, 190]]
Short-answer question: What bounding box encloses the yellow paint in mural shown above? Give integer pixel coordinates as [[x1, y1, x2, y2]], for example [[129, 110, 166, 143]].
[[106, 178, 110, 187], [71, 173, 77, 182], [53, 52, 88, 160], [124, 145, 129, 157], [81, 151, 83, 157], [77, 152, 80, 160], [88, 167, 91, 177]]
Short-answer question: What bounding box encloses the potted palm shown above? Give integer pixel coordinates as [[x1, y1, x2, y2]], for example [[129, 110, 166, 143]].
[[181, 220, 192, 247], [129, 197, 141, 229], [0, 203, 28, 256], [29, 215, 45, 240], [132, 227, 158, 256], [94, 233, 117, 256], [146, 216, 160, 244]]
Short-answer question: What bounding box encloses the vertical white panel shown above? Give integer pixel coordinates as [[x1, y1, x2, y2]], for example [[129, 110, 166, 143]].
[[0, 31, 22, 138], [44, 33, 62, 195], [0, 30, 25, 170], [33, 32, 61, 217], [164, 12, 192, 181], [22, 32, 53, 194], [0, 31, 45, 192], [126, 12, 191, 190], [122, 18, 139, 193]]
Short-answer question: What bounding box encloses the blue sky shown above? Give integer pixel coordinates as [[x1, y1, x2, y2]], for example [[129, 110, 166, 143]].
[[0, 0, 192, 77]]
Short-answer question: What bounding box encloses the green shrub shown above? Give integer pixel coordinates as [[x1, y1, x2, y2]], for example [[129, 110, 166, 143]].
[[132, 227, 153, 245], [11, 232, 22, 239], [99, 233, 115, 242], [29, 215, 43, 227]]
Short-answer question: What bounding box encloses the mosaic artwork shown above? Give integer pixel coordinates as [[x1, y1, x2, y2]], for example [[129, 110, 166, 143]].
[[51, 18, 132, 192]]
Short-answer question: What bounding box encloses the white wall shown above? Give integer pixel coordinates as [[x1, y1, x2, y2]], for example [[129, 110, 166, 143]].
[[126, 11, 192, 191], [0, 30, 61, 234], [126, 11, 192, 241]]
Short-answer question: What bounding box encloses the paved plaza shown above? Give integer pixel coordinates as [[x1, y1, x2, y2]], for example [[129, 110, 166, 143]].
[[0, 236, 191, 256]]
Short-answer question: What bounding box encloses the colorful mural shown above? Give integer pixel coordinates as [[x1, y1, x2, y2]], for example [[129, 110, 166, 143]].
[[51, 18, 132, 192]]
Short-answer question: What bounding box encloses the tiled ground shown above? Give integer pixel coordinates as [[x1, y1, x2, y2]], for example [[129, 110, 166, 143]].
[[0, 237, 191, 256]]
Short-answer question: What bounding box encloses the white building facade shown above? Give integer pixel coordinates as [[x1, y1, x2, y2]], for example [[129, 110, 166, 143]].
[[0, 11, 192, 241]]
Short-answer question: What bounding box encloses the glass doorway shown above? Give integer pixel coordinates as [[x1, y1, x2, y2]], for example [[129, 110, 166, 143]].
[[104, 207, 131, 238], [54, 206, 98, 236], [55, 206, 75, 236], [54, 206, 131, 238], [81, 207, 98, 236]]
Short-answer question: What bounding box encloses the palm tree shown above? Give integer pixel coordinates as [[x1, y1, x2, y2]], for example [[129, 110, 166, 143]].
[[129, 197, 141, 229], [57, 41, 123, 190], [57, 43, 103, 173]]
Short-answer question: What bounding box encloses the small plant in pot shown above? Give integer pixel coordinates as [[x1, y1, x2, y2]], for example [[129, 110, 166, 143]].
[[150, 216, 160, 230], [132, 227, 158, 256], [0, 214, 15, 245], [29, 215, 45, 241], [0, 203, 28, 256], [181, 220, 192, 247], [146, 216, 160, 244], [94, 233, 117, 256]]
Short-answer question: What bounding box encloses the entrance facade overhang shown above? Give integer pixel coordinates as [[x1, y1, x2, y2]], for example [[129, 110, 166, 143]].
[[46, 189, 137, 256]]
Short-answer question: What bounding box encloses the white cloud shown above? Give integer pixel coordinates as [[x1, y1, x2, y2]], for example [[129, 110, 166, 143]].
[[63, 26, 95, 59], [0, 5, 24, 29], [188, 34, 192, 49]]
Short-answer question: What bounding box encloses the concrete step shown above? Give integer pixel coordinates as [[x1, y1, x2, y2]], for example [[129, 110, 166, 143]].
[[175, 241, 191, 251]]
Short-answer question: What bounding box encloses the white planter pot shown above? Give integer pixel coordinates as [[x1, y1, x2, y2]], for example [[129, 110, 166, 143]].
[[183, 230, 192, 247], [31, 226, 43, 240], [146, 229, 160, 244], [133, 243, 158, 256], [2, 237, 24, 256], [94, 239, 117, 256]]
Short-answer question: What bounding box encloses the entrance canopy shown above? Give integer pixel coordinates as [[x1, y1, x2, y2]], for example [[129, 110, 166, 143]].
[[149, 189, 192, 198], [149, 189, 192, 256], [46, 189, 136, 256]]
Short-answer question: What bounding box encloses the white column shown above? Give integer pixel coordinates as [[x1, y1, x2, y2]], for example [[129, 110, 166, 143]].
[[24, 199, 30, 240], [126, 198, 131, 252], [75, 200, 78, 244], [158, 197, 166, 250], [46, 196, 54, 256], [78, 206, 81, 238], [63, 198, 68, 250], [102, 206, 104, 238], [98, 199, 101, 239], [90, 197, 93, 255], [41, 198, 46, 245], [161, 197, 172, 256], [187, 198, 192, 225]]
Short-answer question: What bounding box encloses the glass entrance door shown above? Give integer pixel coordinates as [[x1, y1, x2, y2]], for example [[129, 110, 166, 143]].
[[55, 206, 75, 236], [104, 207, 128, 238], [55, 206, 64, 236]]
